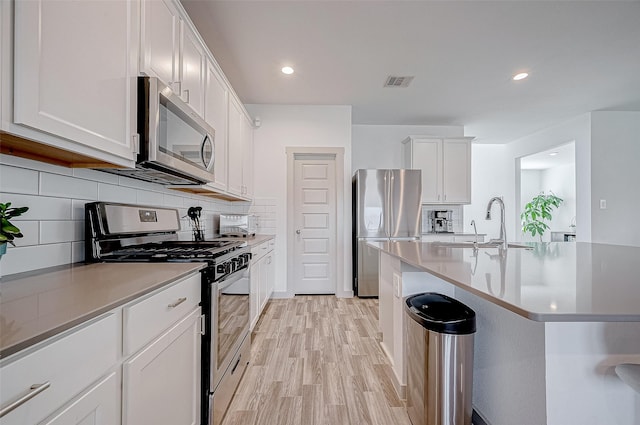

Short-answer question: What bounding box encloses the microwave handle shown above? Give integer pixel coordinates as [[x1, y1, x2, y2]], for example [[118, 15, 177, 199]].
[[200, 134, 215, 170]]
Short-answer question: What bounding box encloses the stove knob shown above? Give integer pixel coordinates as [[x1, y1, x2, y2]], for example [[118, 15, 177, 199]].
[[216, 264, 225, 274]]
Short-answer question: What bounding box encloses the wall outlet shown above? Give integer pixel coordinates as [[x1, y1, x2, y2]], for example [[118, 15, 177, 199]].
[[393, 273, 401, 298], [599, 199, 607, 209]]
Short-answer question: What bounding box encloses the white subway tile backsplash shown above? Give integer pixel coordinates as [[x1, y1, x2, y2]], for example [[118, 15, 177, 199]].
[[40, 172, 98, 200], [136, 190, 164, 206], [40, 220, 84, 244], [0, 154, 73, 176], [2, 243, 72, 275], [0, 155, 248, 277], [7, 220, 39, 246], [72, 199, 91, 220], [0, 193, 71, 220], [72, 168, 119, 184], [98, 183, 137, 203], [72, 241, 85, 263], [0, 165, 39, 194], [163, 193, 184, 207]]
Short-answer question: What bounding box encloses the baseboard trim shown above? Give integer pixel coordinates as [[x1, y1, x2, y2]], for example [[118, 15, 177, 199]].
[[270, 291, 294, 299]]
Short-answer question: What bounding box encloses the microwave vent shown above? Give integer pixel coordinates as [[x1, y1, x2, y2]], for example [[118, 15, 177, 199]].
[[384, 76, 414, 88]]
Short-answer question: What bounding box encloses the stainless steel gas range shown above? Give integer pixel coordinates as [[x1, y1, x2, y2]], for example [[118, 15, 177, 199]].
[[85, 202, 250, 425]]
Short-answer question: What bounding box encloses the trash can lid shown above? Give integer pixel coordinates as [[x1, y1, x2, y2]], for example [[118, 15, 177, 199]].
[[405, 292, 476, 334]]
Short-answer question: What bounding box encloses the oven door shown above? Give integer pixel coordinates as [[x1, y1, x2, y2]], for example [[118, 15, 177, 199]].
[[211, 266, 250, 391]]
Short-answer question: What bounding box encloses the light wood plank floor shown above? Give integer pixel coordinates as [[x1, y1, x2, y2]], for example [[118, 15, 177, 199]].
[[222, 296, 412, 425]]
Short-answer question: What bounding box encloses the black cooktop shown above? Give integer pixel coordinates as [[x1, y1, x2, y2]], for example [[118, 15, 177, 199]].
[[102, 240, 244, 262]]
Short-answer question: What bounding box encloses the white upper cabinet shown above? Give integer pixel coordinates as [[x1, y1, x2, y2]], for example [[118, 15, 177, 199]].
[[241, 115, 254, 199], [226, 96, 254, 200], [204, 59, 229, 191], [227, 97, 244, 197], [402, 136, 473, 204], [140, 0, 180, 90], [141, 0, 204, 117], [180, 26, 205, 117], [12, 0, 139, 164]]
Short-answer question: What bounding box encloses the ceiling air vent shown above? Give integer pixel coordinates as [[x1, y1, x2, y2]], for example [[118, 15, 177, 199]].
[[384, 76, 414, 88]]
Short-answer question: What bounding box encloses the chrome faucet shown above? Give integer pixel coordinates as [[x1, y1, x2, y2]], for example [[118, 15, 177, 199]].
[[470, 220, 478, 245], [486, 197, 507, 250]]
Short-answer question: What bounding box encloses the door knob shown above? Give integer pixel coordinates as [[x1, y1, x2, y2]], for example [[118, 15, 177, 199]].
[[296, 229, 301, 235]]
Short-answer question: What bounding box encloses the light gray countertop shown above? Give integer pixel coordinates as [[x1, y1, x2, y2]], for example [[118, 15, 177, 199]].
[[0, 262, 204, 359], [368, 241, 640, 322], [216, 234, 274, 248]]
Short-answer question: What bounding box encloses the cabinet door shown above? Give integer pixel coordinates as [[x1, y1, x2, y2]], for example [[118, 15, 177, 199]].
[[249, 261, 260, 331], [265, 253, 274, 303], [180, 26, 205, 117], [204, 60, 229, 191], [242, 116, 254, 199], [259, 255, 269, 312], [38, 373, 118, 425], [227, 98, 244, 197], [442, 139, 471, 204], [140, 0, 180, 88], [13, 0, 138, 161], [412, 140, 442, 203], [123, 308, 201, 425]]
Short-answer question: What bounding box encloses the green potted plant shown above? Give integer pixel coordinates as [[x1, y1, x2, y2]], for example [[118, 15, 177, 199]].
[[0, 202, 29, 258], [520, 192, 563, 242]]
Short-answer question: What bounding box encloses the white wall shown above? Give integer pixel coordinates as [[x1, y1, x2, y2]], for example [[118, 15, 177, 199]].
[[506, 113, 592, 242], [245, 104, 353, 297], [590, 111, 640, 247], [542, 163, 576, 234], [351, 124, 464, 171], [520, 165, 577, 242], [0, 154, 249, 277], [462, 144, 510, 240]]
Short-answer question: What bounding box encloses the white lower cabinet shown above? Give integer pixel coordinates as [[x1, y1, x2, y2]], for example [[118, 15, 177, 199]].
[[0, 314, 119, 425], [0, 272, 201, 425], [249, 239, 275, 330], [39, 372, 119, 425], [122, 308, 201, 425]]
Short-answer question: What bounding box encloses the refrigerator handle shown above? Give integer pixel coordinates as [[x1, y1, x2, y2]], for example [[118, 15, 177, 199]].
[[387, 170, 393, 238]]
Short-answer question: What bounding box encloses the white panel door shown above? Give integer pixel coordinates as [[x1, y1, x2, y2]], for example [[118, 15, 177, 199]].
[[442, 139, 471, 203], [293, 158, 337, 294], [412, 140, 442, 203]]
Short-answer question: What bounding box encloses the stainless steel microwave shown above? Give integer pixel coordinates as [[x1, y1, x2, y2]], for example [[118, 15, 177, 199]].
[[99, 77, 216, 185]]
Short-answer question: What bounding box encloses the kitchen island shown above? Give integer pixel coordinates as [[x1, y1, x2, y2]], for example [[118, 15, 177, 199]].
[[369, 241, 640, 425]]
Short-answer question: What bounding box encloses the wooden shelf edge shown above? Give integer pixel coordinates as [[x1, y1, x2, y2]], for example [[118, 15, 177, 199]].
[[0, 131, 125, 169], [168, 185, 250, 202]]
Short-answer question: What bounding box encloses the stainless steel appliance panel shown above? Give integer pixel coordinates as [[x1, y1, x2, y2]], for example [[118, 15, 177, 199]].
[[354, 169, 390, 238], [357, 239, 381, 297], [388, 169, 422, 238], [352, 169, 422, 297], [210, 332, 250, 425]]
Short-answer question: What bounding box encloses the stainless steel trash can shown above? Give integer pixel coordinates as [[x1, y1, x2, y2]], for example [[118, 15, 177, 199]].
[[405, 293, 476, 425]]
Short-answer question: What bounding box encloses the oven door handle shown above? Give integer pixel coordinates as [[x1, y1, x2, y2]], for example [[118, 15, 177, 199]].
[[217, 266, 248, 291]]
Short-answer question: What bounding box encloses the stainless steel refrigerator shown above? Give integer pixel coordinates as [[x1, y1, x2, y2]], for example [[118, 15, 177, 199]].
[[352, 169, 422, 297]]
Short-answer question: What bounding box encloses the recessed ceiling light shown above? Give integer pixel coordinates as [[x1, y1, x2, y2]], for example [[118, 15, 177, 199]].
[[281, 66, 294, 75], [513, 72, 529, 81], [549, 152, 558, 156]]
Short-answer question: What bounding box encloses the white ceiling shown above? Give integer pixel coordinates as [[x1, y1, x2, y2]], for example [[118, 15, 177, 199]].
[[520, 142, 575, 170], [181, 0, 640, 144]]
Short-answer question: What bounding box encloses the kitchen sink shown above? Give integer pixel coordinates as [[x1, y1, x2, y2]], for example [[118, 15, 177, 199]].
[[431, 241, 533, 249]]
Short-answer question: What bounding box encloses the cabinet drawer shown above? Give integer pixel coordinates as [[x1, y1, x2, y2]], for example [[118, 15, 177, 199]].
[[251, 241, 269, 262], [123, 273, 200, 357], [0, 313, 118, 425]]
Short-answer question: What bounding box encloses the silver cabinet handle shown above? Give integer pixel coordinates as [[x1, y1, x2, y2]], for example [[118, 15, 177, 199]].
[[183, 89, 190, 104], [0, 382, 51, 418], [168, 297, 187, 308], [296, 230, 301, 235]]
